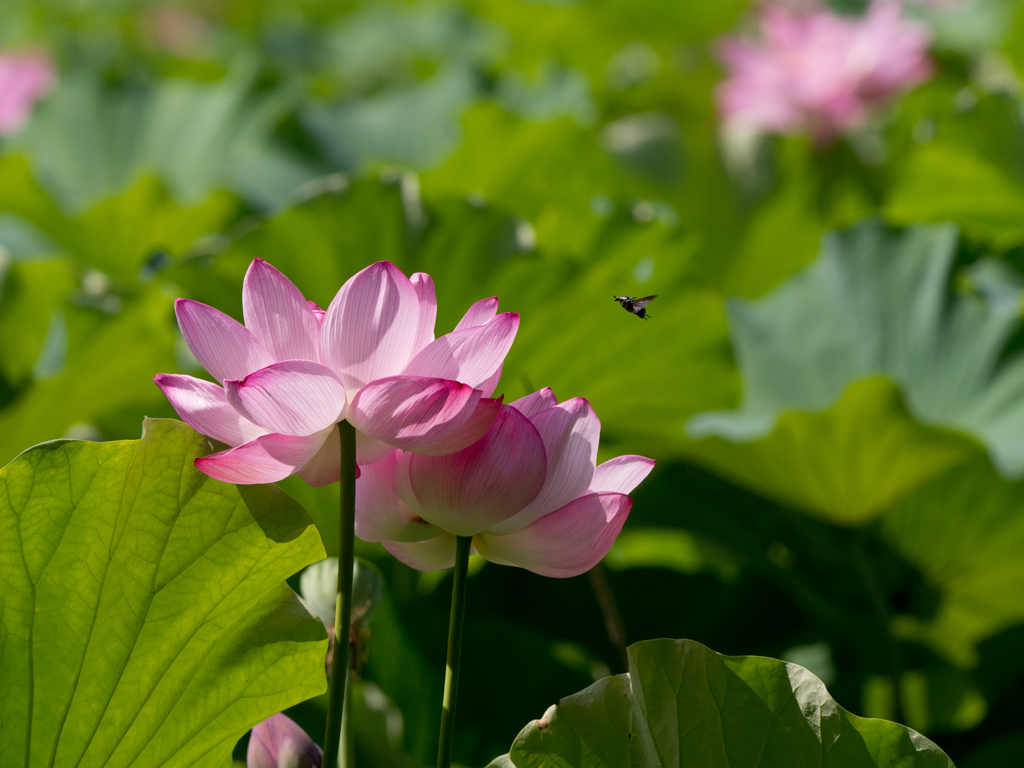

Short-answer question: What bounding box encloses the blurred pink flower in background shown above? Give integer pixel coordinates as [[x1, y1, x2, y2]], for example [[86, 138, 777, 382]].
[[248, 713, 322, 768], [716, 1, 934, 142], [356, 388, 655, 578], [156, 259, 516, 485], [0, 51, 55, 135]]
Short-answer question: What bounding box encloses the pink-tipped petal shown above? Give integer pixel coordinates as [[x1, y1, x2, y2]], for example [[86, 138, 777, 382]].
[[248, 713, 323, 768], [320, 261, 422, 390], [476, 492, 633, 578], [195, 429, 331, 484], [224, 360, 347, 436], [154, 373, 267, 446], [348, 375, 487, 454], [410, 272, 437, 355], [406, 405, 546, 536], [478, 364, 502, 398], [488, 397, 600, 535], [242, 259, 321, 362], [509, 387, 559, 418], [405, 396, 502, 456], [356, 451, 441, 542], [298, 426, 340, 486], [308, 300, 326, 323], [454, 297, 499, 331], [402, 312, 520, 390], [383, 534, 465, 572], [175, 298, 275, 383], [589, 455, 656, 494]]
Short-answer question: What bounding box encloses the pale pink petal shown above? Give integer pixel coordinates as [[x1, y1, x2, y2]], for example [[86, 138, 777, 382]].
[[308, 300, 326, 323], [393, 450, 421, 515], [406, 404, 546, 536], [356, 451, 441, 542], [401, 312, 519, 390], [488, 397, 600, 535], [298, 425, 340, 486], [589, 455, 656, 494], [509, 387, 559, 418], [320, 261, 422, 390], [454, 297, 498, 331], [242, 258, 321, 362], [195, 429, 332, 484], [356, 431, 398, 465], [154, 373, 267, 446], [175, 298, 275, 383], [410, 272, 437, 355], [476, 492, 632, 578], [248, 713, 322, 768], [383, 534, 463, 572], [348, 375, 487, 455], [478, 364, 502, 398], [224, 360, 347, 436]]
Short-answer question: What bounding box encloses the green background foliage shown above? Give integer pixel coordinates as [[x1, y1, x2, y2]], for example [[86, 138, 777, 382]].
[[0, 0, 1022, 765]]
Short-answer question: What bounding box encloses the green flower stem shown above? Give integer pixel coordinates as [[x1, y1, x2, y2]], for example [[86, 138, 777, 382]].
[[324, 421, 358, 768], [437, 535, 473, 768], [340, 675, 354, 768]]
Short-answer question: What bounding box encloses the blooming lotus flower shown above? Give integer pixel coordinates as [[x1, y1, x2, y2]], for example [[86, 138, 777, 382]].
[[155, 259, 517, 484], [248, 713, 322, 768], [0, 50, 55, 135], [356, 388, 655, 578], [716, 1, 933, 142]]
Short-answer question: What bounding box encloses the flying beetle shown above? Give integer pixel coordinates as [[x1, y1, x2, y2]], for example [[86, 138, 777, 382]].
[[613, 294, 657, 320]]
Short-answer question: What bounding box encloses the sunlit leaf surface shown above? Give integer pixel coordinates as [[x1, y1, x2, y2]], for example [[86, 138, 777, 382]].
[[0, 419, 327, 768]]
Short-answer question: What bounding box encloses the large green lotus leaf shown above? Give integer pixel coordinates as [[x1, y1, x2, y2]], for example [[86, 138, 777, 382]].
[[881, 457, 1024, 667], [0, 418, 327, 768], [166, 180, 412, 316], [16, 67, 313, 212], [689, 222, 1024, 480], [0, 257, 74, 386], [421, 105, 864, 304], [0, 156, 238, 284], [466, 0, 744, 80], [684, 377, 981, 525], [885, 92, 1024, 247], [0, 289, 179, 468], [419, 104, 664, 256], [885, 144, 1024, 247], [494, 638, 951, 768]]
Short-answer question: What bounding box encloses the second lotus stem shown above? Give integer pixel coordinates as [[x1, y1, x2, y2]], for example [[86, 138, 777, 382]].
[[323, 421, 358, 768], [436, 535, 472, 768]]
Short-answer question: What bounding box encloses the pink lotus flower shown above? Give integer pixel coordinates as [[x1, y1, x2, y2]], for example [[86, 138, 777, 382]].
[[248, 713, 322, 768], [716, 1, 933, 142], [355, 388, 655, 578], [0, 50, 55, 135], [155, 259, 517, 485]]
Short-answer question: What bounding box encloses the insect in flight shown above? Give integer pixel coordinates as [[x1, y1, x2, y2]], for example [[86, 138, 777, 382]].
[[613, 294, 657, 320]]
